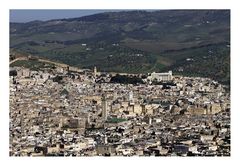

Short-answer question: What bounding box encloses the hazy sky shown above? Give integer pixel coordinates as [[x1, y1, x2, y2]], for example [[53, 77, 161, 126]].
[[10, 10, 116, 23]]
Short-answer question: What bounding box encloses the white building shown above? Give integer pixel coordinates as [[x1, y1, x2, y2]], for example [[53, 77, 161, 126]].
[[148, 71, 173, 82]]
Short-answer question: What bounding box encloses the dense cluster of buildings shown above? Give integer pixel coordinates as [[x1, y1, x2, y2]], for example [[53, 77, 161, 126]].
[[9, 64, 230, 156]]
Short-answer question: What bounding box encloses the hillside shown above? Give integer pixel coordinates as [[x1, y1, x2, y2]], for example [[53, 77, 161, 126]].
[[10, 10, 230, 84]]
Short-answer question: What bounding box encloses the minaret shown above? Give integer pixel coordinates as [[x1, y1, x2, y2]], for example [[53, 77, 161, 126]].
[[86, 113, 90, 127], [93, 66, 97, 77], [149, 117, 152, 125], [59, 117, 63, 129], [182, 80, 186, 94], [104, 135, 108, 144], [129, 91, 134, 104], [102, 95, 108, 121], [20, 113, 24, 137], [129, 91, 133, 101]]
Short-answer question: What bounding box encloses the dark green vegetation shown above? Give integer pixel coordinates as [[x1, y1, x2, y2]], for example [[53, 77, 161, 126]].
[[9, 70, 17, 76], [110, 74, 144, 84], [53, 75, 63, 83], [10, 59, 55, 71], [10, 10, 230, 84]]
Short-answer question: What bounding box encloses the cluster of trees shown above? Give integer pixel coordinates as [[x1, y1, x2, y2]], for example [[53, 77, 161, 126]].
[[9, 70, 17, 76], [110, 74, 144, 84], [152, 80, 176, 86], [52, 75, 63, 83], [166, 43, 230, 85]]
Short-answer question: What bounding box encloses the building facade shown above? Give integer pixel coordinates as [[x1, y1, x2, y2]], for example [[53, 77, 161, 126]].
[[148, 71, 173, 82]]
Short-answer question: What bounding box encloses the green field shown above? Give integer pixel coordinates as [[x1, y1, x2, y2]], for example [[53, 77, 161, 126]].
[[106, 118, 127, 123]]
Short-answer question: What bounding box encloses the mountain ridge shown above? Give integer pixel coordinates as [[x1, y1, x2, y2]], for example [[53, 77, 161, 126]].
[[10, 10, 230, 84]]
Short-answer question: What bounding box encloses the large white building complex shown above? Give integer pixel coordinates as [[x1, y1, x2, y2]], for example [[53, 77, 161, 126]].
[[148, 71, 173, 82]]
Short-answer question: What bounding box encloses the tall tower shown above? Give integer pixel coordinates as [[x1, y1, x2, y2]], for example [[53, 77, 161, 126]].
[[182, 80, 186, 94], [20, 113, 24, 137], [129, 91, 134, 104], [102, 95, 108, 121], [104, 135, 108, 144], [87, 113, 90, 125], [93, 66, 97, 77], [149, 117, 152, 125]]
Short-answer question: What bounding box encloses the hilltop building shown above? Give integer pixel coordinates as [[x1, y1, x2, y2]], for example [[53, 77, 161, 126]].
[[148, 71, 173, 82]]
